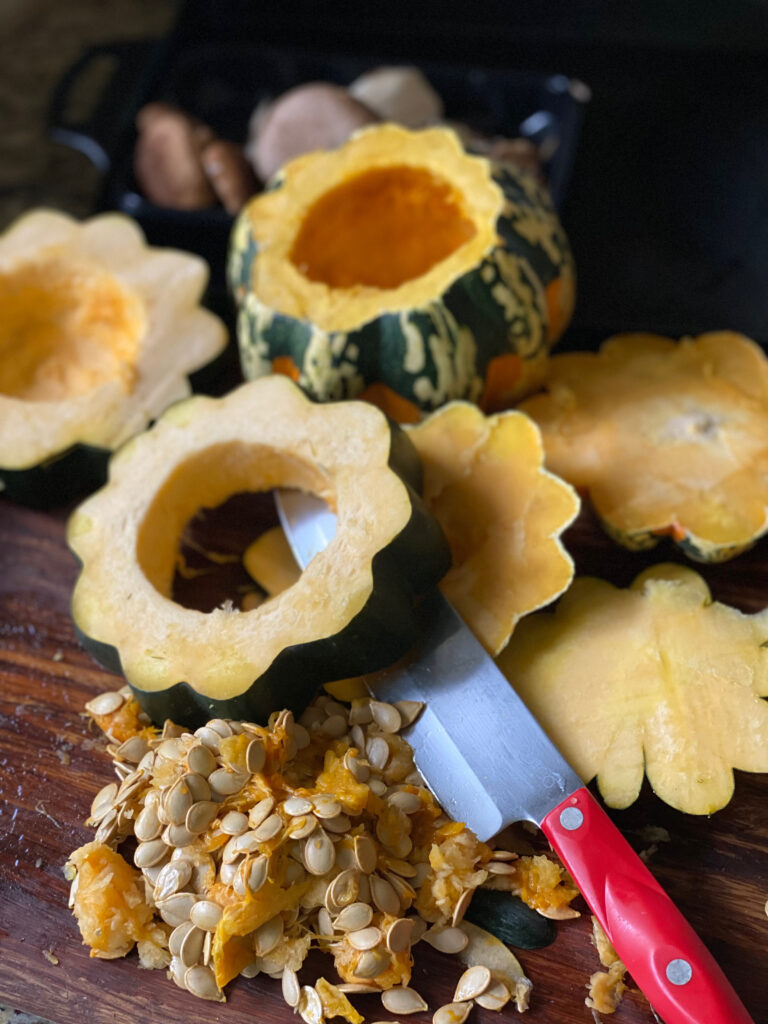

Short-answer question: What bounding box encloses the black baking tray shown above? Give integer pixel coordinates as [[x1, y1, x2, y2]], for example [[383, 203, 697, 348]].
[[47, 22, 589, 314]]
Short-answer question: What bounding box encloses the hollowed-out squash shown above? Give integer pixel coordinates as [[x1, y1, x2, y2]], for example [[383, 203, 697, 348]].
[[520, 331, 768, 561], [68, 376, 450, 726], [229, 124, 574, 421], [497, 564, 768, 814], [0, 209, 227, 506]]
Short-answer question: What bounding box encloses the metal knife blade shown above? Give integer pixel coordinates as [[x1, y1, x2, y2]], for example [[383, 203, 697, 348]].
[[275, 487, 756, 1024], [276, 488, 581, 839]]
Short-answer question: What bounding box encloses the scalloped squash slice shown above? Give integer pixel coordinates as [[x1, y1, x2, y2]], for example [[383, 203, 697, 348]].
[[497, 564, 768, 814], [519, 331, 768, 561], [408, 402, 579, 654]]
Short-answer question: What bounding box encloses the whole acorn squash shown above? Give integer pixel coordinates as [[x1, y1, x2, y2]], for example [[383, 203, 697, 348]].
[[0, 209, 227, 506], [68, 376, 450, 727], [520, 331, 768, 561], [229, 124, 574, 421]]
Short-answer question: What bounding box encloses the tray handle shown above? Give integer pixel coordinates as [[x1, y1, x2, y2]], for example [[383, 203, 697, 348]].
[[47, 39, 166, 173]]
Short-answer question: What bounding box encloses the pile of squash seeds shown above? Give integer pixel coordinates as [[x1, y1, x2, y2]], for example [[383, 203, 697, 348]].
[[67, 688, 544, 1021]]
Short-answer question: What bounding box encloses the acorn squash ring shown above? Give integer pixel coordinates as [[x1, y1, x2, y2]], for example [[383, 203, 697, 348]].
[[68, 376, 450, 726]]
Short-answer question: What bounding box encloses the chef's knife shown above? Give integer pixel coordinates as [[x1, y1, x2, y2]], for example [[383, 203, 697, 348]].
[[275, 488, 754, 1024]]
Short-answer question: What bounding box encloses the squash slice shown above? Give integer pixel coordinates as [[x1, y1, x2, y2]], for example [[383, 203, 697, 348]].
[[69, 376, 450, 726], [520, 331, 768, 561], [0, 209, 227, 505], [497, 564, 768, 814]]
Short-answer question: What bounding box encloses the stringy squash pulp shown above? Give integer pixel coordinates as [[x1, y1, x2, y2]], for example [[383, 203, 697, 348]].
[[230, 124, 574, 417], [0, 210, 226, 484], [498, 564, 768, 814], [520, 331, 768, 561]]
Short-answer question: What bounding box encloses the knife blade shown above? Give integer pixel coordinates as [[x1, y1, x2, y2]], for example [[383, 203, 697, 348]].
[[275, 488, 754, 1024]]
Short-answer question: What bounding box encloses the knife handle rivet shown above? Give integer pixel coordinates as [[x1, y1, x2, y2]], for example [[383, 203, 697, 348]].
[[665, 958, 693, 986], [559, 806, 584, 831]]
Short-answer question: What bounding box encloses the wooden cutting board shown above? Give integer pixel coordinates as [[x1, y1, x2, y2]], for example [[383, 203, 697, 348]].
[[1, 498, 766, 1024]]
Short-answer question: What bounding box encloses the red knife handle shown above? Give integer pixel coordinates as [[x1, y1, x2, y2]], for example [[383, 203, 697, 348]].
[[540, 787, 753, 1024]]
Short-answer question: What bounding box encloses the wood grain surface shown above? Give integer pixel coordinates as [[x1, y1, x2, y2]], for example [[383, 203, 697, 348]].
[[0, 498, 766, 1024]]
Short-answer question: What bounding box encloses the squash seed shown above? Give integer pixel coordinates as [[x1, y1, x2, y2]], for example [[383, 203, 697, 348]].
[[323, 699, 348, 718], [317, 906, 333, 937], [220, 810, 249, 836], [387, 790, 422, 814], [183, 772, 211, 803], [320, 714, 348, 738], [134, 838, 169, 869], [370, 874, 401, 917], [187, 743, 217, 777], [240, 960, 261, 978], [381, 986, 428, 1014], [288, 815, 317, 839], [254, 914, 284, 956], [164, 777, 194, 825], [208, 768, 248, 796], [156, 737, 187, 762], [252, 812, 283, 842], [452, 888, 474, 927], [169, 955, 186, 989], [219, 861, 237, 886], [354, 834, 378, 874], [246, 738, 266, 773], [394, 700, 424, 727], [283, 796, 313, 816], [202, 928, 212, 966], [433, 1002, 471, 1024], [94, 808, 119, 845], [185, 800, 218, 836], [134, 803, 162, 842], [350, 724, 367, 751], [354, 948, 391, 979], [164, 822, 196, 848], [193, 726, 221, 753], [282, 967, 301, 1008], [488, 849, 518, 861], [298, 985, 324, 1024], [344, 750, 370, 782], [207, 718, 233, 738], [179, 924, 206, 967], [348, 926, 383, 951], [323, 812, 352, 833], [336, 984, 382, 994], [89, 782, 118, 823], [475, 979, 512, 1011], [157, 892, 197, 927], [154, 859, 192, 901], [304, 829, 335, 876], [366, 736, 390, 770], [383, 870, 417, 905], [381, 857, 418, 879], [454, 964, 492, 1001], [409, 916, 428, 944], [386, 917, 415, 954], [168, 920, 195, 957], [422, 927, 469, 954], [115, 735, 150, 764], [190, 900, 223, 931], [486, 861, 518, 875], [312, 794, 342, 819], [85, 690, 124, 716], [328, 867, 360, 909], [370, 701, 402, 734], [184, 964, 223, 1002], [369, 778, 388, 797], [293, 723, 311, 750], [348, 703, 373, 726], [334, 902, 373, 932], [357, 873, 371, 905], [246, 854, 269, 894], [248, 796, 276, 829]]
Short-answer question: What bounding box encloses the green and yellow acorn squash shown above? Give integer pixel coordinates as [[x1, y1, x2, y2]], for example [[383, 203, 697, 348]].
[[68, 376, 450, 727], [498, 564, 768, 814], [0, 209, 227, 506], [520, 331, 768, 561], [229, 124, 574, 421]]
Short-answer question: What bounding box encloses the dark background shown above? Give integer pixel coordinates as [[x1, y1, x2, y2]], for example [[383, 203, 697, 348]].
[[3, 0, 768, 351]]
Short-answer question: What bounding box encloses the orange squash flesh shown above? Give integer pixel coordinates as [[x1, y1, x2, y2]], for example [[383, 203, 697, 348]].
[[289, 165, 477, 289]]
